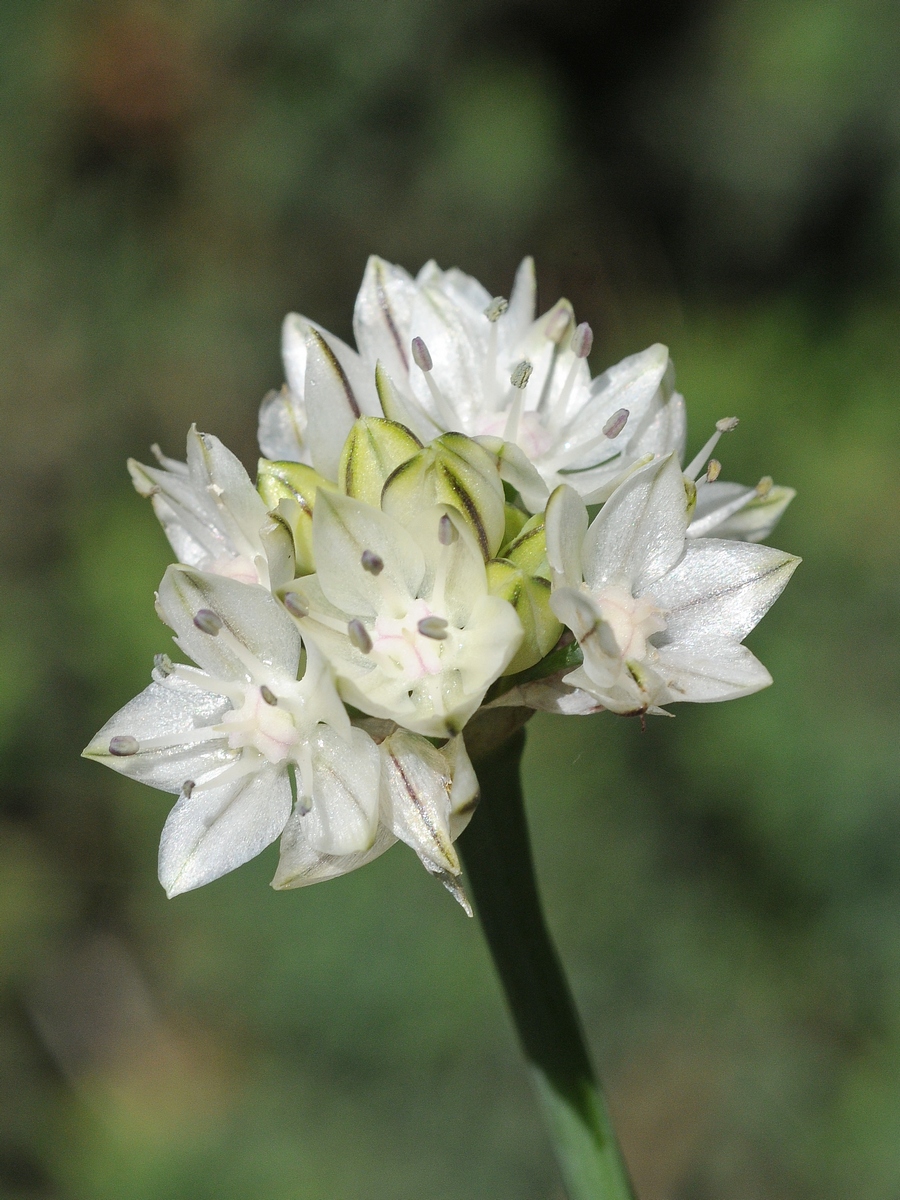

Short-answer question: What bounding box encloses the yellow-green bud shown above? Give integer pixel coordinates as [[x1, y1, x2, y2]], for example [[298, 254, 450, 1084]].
[[338, 416, 422, 507], [381, 432, 505, 560], [486, 558, 562, 675], [256, 460, 337, 576]]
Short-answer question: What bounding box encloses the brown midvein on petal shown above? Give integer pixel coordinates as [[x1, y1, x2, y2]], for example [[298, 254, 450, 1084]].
[[310, 329, 361, 418]]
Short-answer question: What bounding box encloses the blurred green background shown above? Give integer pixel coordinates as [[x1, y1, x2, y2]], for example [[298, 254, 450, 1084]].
[[1, 1, 899, 1197]]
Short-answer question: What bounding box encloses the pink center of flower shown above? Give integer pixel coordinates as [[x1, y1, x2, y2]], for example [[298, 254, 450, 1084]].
[[372, 599, 447, 681], [593, 584, 667, 661], [220, 686, 300, 764]]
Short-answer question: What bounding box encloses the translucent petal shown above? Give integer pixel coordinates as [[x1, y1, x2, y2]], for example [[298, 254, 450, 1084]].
[[311, 491, 425, 618], [158, 565, 302, 680], [656, 638, 773, 702], [302, 725, 381, 855], [82, 675, 234, 794], [581, 454, 688, 593], [272, 819, 395, 890], [651, 539, 800, 645], [159, 762, 291, 897], [258, 387, 307, 463], [379, 729, 459, 874], [353, 256, 416, 387], [544, 484, 588, 587]]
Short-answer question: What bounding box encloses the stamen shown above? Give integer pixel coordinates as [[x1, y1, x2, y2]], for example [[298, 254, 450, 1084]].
[[109, 735, 139, 757], [484, 297, 508, 323], [411, 336, 459, 429], [348, 619, 373, 654], [154, 653, 173, 676], [482, 299, 508, 406], [571, 322, 593, 358], [193, 609, 223, 636], [411, 336, 433, 372], [510, 360, 533, 390], [260, 685, 278, 706], [283, 591, 309, 618], [418, 616, 449, 640], [555, 409, 631, 469], [438, 514, 458, 545], [684, 416, 740, 482], [705, 458, 722, 483], [553, 333, 593, 425], [182, 780, 195, 798], [545, 306, 571, 345], [361, 549, 384, 576], [504, 360, 532, 442], [756, 475, 773, 497], [602, 408, 629, 440]]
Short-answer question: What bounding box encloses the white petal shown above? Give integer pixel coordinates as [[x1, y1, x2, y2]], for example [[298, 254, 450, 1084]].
[[656, 638, 773, 702], [159, 762, 291, 897], [455, 594, 524, 697], [483, 438, 549, 514], [83, 675, 234, 793], [258, 388, 308, 462], [158, 565, 302, 680], [545, 485, 588, 586], [688, 480, 757, 538], [353, 256, 415, 386], [282, 313, 311, 399], [651, 538, 800, 644], [489, 674, 605, 715], [581, 453, 688, 593], [379, 729, 460, 874], [445, 735, 479, 837], [272, 819, 395, 889], [504, 257, 537, 346], [557, 344, 670, 465], [304, 330, 366, 479], [185, 428, 269, 556], [311, 490, 425, 618], [692, 483, 796, 543], [302, 725, 381, 855]]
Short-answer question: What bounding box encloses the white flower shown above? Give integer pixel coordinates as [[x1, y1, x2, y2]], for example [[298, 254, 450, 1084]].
[[128, 426, 293, 589], [545, 454, 800, 715], [259, 256, 682, 508], [259, 256, 793, 542], [282, 490, 523, 738], [82, 564, 479, 905]]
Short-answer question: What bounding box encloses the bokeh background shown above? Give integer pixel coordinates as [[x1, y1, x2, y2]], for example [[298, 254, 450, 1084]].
[[1, 1, 899, 1197]]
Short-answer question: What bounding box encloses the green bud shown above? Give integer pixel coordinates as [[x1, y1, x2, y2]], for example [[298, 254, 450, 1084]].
[[382, 433, 505, 560], [338, 416, 422, 507], [486, 558, 562, 675], [256, 460, 337, 576], [503, 503, 528, 547], [258, 512, 296, 590], [502, 513, 551, 579]]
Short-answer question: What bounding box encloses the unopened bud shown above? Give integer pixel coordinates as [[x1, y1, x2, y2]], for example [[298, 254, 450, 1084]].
[[510, 360, 533, 390], [571, 322, 593, 358], [348, 619, 373, 654], [706, 458, 722, 482], [418, 616, 449, 640], [484, 296, 508, 322], [361, 550, 384, 576], [193, 609, 223, 636], [260, 685, 278, 706], [602, 408, 629, 439], [283, 591, 309, 618], [716, 416, 740, 433], [438, 514, 458, 545], [411, 336, 433, 373], [154, 653, 173, 676], [756, 475, 773, 497], [109, 735, 139, 757]]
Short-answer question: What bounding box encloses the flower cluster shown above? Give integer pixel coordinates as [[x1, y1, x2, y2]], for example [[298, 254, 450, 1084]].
[[85, 256, 799, 908]]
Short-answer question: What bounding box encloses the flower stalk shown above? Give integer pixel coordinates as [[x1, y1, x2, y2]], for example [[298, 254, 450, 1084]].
[[460, 721, 635, 1200]]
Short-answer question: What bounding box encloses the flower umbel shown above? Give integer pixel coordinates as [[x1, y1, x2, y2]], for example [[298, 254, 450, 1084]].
[[85, 252, 799, 908]]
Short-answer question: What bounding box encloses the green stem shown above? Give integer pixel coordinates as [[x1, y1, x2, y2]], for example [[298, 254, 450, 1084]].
[[459, 727, 635, 1200]]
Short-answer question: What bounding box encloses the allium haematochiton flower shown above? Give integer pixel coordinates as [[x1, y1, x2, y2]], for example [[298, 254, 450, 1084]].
[[85, 253, 799, 906]]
